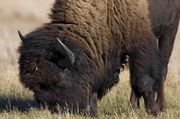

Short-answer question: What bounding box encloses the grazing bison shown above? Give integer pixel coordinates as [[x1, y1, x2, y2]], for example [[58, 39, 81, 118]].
[[18, 0, 173, 116], [130, 0, 180, 113]]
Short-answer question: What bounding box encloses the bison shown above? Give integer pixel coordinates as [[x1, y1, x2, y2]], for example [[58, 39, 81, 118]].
[[130, 0, 180, 113], [18, 0, 179, 116]]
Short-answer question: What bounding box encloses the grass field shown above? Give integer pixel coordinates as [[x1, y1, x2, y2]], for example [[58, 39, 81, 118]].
[[0, 1, 180, 119]]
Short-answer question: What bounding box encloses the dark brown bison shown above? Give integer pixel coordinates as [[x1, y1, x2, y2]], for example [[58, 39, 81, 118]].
[[18, 0, 176, 116], [130, 0, 180, 113]]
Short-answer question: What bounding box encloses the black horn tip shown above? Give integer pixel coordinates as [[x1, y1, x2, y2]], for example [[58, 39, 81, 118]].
[[18, 30, 25, 41]]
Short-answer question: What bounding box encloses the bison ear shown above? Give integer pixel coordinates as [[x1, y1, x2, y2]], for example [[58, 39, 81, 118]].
[[56, 38, 75, 65], [18, 30, 25, 42]]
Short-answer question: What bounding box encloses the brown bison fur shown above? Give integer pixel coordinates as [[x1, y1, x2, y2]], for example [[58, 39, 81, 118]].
[[18, 0, 168, 116], [130, 0, 180, 113]]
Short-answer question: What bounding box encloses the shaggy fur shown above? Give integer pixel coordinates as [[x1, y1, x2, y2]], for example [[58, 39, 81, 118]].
[[130, 0, 180, 113], [18, 0, 166, 116]]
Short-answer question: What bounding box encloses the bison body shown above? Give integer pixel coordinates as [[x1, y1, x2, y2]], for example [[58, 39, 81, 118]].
[[18, 0, 172, 116]]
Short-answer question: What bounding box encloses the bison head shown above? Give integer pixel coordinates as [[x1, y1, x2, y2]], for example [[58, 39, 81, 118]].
[[18, 31, 98, 116]]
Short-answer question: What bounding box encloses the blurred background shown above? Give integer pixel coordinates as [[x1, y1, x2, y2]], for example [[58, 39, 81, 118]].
[[0, 0, 54, 66], [0, 0, 179, 118]]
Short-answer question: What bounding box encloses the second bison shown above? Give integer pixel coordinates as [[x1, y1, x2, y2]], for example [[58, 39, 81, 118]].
[[130, 0, 180, 113]]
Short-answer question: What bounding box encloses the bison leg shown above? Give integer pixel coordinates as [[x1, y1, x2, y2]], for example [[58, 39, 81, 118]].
[[85, 93, 98, 117], [156, 19, 179, 112], [156, 79, 166, 112], [129, 40, 162, 116], [130, 90, 140, 109]]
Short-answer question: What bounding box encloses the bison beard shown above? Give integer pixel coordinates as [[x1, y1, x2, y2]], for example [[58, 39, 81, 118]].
[[18, 0, 179, 116]]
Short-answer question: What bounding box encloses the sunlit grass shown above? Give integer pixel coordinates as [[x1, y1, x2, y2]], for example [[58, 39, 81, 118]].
[[0, 62, 179, 119]]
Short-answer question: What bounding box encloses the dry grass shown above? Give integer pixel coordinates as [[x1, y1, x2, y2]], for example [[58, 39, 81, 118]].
[[0, 1, 179, 119]]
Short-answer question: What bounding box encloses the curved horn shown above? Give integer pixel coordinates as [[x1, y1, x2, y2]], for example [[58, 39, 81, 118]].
[[56, 38, 75, 64], [18, 30, 25, 42]]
